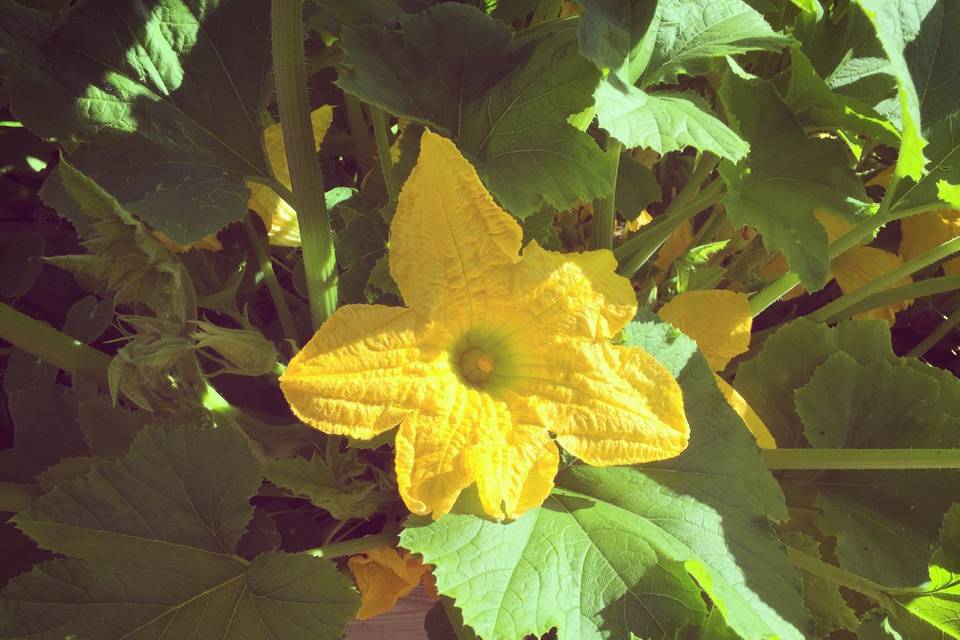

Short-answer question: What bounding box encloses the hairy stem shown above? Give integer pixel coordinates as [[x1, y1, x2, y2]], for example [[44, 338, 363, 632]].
[[369, 105, 399, 201], [762, 448, 960, 470], [594, 138, 623, 251], [786, 546, 896, 609], [833, 275, 960, 323], [271, 0, 338, 329], [304, 531, 399, 559], [908, 305, 960, 358], [242, 215, 299, 348], [0, 302, 111, 388]]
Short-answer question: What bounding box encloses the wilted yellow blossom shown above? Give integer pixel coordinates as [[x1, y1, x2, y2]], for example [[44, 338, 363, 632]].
[[281, 131, 689, 520], [247, 106, 334, 246], [654, 220, 694, 272], [657, 289, 776, 448], [347, 547, 436, 620]]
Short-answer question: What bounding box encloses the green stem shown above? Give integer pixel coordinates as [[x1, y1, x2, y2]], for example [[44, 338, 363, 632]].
[[594, 138, 623, 250], [344, 94, 375, 175], [908, 305, 960, 358], [690, 208, 725, 247], [271, 0, 338, 329], [0, 481, 42, 512], [762, 448, 960, 470], [304, 531, 398, 559], [616, 178, 723, 277], [530, 0, 562, 24], [0, 302, 111, 388], [786, 547, 896, 609], [749, 200, 954, 317], [242, 215, 299, 348], [247, 174, 296, 209], [369, 105, 398, 201], [808, 236, 960, 323], [834, 275, 960, 322]]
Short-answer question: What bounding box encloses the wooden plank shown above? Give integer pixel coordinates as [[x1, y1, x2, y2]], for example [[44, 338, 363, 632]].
[[345, 586, 434, 640]]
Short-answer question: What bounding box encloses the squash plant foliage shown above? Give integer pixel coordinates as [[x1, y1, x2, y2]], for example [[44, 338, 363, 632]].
[[1, 0, 960, 639]]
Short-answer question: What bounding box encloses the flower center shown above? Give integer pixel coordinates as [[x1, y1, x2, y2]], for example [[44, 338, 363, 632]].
[[459, 347, 494, 385]]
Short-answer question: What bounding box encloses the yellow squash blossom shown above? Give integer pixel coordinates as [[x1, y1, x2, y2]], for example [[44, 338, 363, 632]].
[[281, 131, 689, 520], [657, 290, 776, 448], [900, 209, 960, 277], [760, 210, 911, 324], [658, 290, 752, 372], [247, 106, 334, 246], [347, 547, 437, 620]]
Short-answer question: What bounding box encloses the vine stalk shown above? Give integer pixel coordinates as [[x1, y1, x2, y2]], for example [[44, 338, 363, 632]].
[[271, 0, 338, 329]]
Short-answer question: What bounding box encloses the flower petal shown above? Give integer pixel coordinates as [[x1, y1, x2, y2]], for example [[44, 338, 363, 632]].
[[510, 242, 638, 341], [900, 209, 960, 276], [280, 304, 456, 439], [507, 341, 689, 466], [658, 290, 752, 372], [832, 246, 912, 325], [394, 385, 483, 518], [467, 417, 558, 521], [653, 219, 693, 272], [247, 106, 334, 247], [389, 130, 522, 332], [347, 547, 429, 620], [714, 375, 776, 449]]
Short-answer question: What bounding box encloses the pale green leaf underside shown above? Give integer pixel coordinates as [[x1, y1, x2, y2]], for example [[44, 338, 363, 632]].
[[594, 78, 748, 161]]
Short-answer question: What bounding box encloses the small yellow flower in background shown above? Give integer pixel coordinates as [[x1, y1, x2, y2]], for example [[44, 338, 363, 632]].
[[625, 210, 653, 233], [657, 290, 776, 448], [281, 131, 689, 520], [832, 246, 913, 324], [900, 209, 960, 277], [347, 547, 437, 620], [654, 220, 694, 273], [658, 290, 752, 372], [759, 210, 911, 324], [247, 106, 334, 247]]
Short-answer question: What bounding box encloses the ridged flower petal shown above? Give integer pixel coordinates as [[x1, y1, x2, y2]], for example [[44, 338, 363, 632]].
[[247, 106, 334, 246], [389, 131, 522, 332], [511, 242, 638, 341], [467, 418, 558, 521], [506, 341, 689, 466], [280, 304, 455, 439], [658, 290, 752, 371], [394, 386, 487, 518], [347, 547, 432, 620]]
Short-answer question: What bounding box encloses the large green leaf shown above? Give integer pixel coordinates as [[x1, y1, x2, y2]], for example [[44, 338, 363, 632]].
[[797, 353, 960, 589], [718, 68, 868, 291], [783, 47, 899, 144], [639, 0, 791, 86], [337, 4, 612, 217], [853, 0, 935, 180], [594, 79, 749, 160], [12, 0, 271, 244], [898, 504, 960, 637], [736, 318, 960, 589], [401, 316, 808, 640], [0, 424, 359, 639], [577, 0, 789, 87]]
